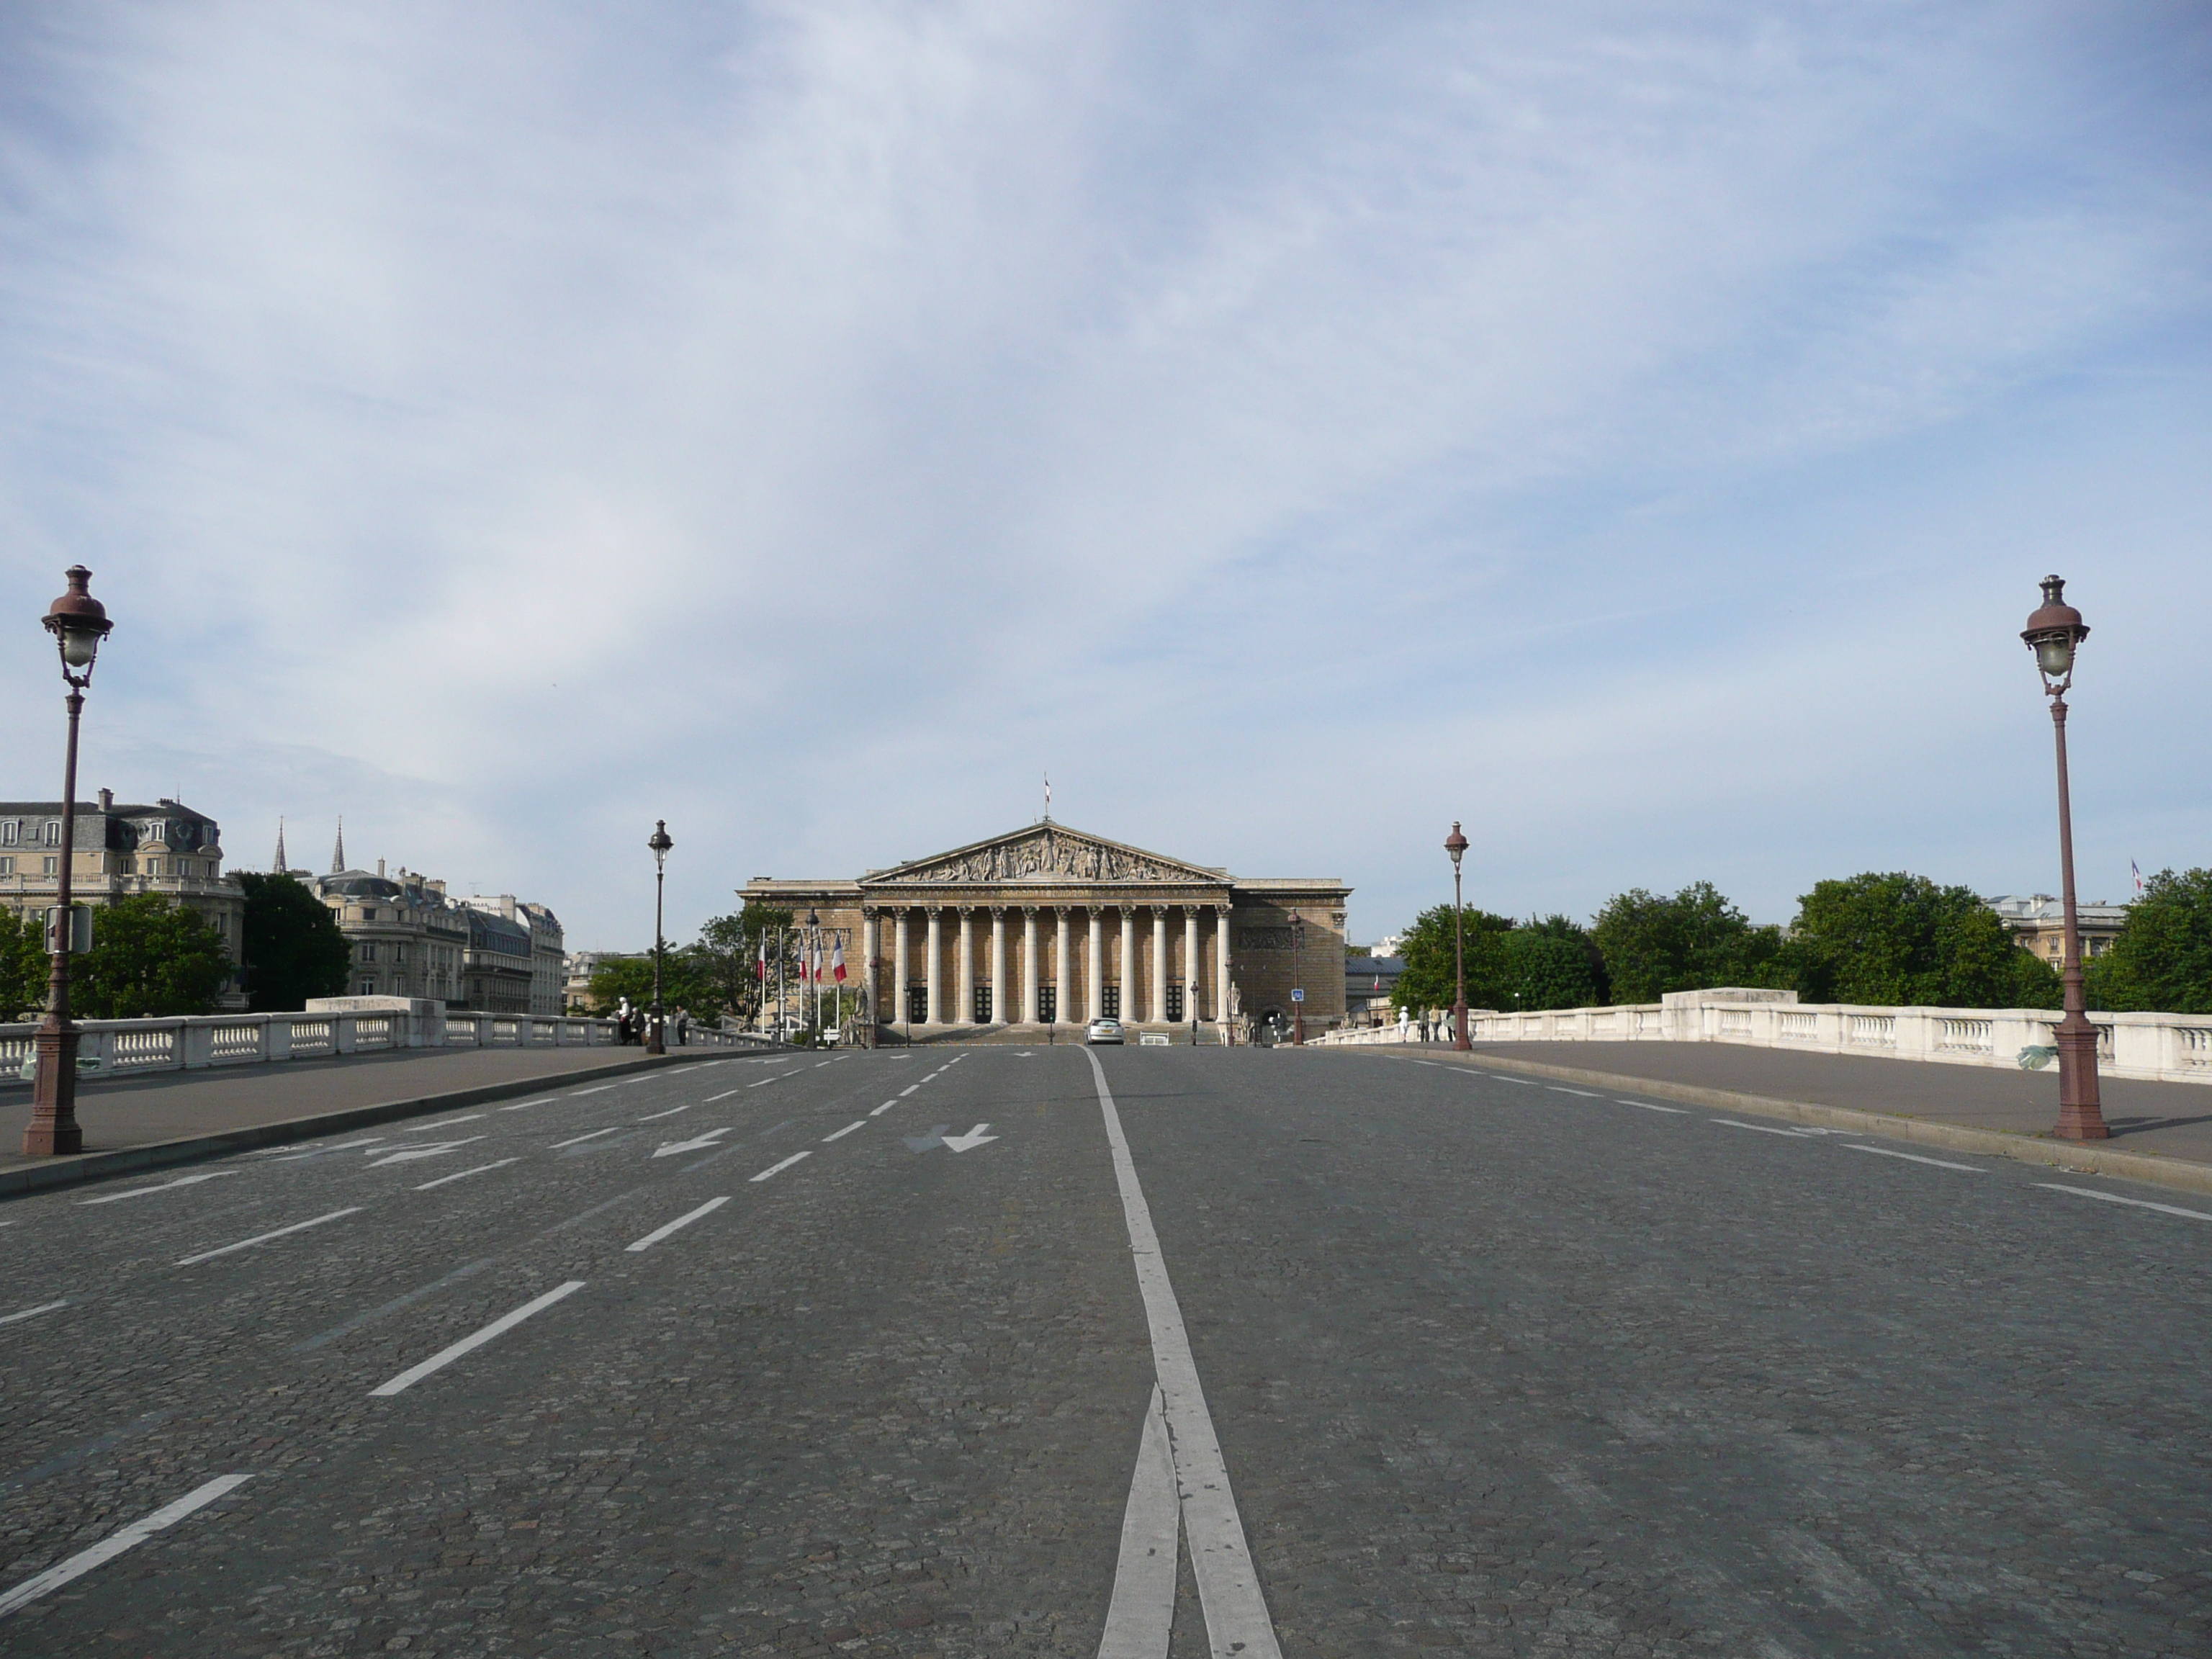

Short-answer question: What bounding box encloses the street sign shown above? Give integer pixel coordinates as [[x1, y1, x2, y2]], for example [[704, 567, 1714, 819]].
[[1290, 987, 1305, 1003], [45, 906, 92, 955]]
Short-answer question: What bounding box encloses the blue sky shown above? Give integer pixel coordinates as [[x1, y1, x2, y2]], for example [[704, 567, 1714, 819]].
[[4, 1, 2206, 949]]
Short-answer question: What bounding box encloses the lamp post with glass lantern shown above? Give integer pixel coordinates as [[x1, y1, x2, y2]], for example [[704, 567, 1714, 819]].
[[1290, 911, 1306, 1046], [2021, 576, 2108, 1141], [1444, 821, 1473, 1051], [646, 821, 673, 1056], [24, 568, 114, 1156], [807, 908, 822, 1037]]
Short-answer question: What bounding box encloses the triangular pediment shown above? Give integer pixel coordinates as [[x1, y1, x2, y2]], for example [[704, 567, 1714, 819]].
[[862, 823, 1228, 886]]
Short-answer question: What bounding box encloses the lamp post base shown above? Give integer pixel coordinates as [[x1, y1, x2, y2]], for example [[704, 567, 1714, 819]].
[[2053, 1022, 2109, 1141], [22, 1025, 84, 1156]]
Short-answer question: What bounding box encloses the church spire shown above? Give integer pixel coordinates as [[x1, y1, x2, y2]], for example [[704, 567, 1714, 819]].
[[331, 817, 346, 874], [272, 817, 287, 873]]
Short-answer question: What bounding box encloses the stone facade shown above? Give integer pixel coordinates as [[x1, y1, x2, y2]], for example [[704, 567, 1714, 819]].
[[1986, 893, 2129, 966], [741, 821, 1349, 1035], [317, 863, 470, 1005]]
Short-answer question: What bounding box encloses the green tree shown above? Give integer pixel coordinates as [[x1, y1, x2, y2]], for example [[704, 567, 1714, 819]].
[[1783, 873, 2059, 1009], [1503, 915, 1607, 1010], [0, 908, 50, 1021], [1390, 904, 1518, 1013], [236, 871, 350, 1012], [73, 894, 232, 1019], [2087, 868, 2212, 1013], [1591, 881, 1781, 1003], [693, 902, 794, 1022]]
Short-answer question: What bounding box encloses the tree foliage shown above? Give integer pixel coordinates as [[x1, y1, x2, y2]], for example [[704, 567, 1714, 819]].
[[73, 894, 232, 1020], [695, 903, 794, 1022], [1389, 907, 1604, 1013], [0, 909, 50, 1021], [1783, 872, 2058, 1010], [582, 902, 802, 1025], [2087, 868, 2212, 1013], [237, 871, 350, 1012], [1591, 882, 1782, 1004]]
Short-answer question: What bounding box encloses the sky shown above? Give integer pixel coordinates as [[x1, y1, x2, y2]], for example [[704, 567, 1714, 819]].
[[2, 1, 2207, 950]]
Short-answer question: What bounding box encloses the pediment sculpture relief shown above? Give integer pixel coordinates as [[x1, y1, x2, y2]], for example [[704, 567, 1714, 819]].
[[882, 827, 1207, 886]]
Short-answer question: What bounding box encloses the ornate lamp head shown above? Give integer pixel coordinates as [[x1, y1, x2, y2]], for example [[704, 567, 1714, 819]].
[[44, 566, 114, 682], [2021, 575, 2089, 693]]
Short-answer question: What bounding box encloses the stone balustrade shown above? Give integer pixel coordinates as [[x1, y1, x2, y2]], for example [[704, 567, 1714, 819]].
[[2, 1007, 757, 1082], [1315, 986, 2212, 1087]]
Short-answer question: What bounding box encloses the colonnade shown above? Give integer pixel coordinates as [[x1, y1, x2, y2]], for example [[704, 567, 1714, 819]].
[[864, 902, 1232, 1027]]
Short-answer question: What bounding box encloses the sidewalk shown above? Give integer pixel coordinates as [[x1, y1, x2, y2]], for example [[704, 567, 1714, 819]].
[[0, 1045, 695, 1187]]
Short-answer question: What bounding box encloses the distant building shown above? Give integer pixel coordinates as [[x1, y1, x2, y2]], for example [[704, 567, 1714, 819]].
[[0, 790, 246, 1008], [564, 950, 643, 1013], [1985, 894, 2129, 965], [1346, 955, 1406, 1025], [459, 905, 536, 1014], [460, 895, 565, 1015]]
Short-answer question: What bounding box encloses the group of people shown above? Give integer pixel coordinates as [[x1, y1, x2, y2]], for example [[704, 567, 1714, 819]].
[[613, 997, 692, 1046]]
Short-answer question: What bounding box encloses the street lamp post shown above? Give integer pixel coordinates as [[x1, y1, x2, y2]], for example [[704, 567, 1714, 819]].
[[1290, 912, 1305, 1046], [807, 908, 822, 1038], [1444, 822, 1472, 1051], [646, 820, 673, 1056], [1189, 979, 1199, 1046], [24, 567, 114, 1157], [2022, 576, 2108, 1141]]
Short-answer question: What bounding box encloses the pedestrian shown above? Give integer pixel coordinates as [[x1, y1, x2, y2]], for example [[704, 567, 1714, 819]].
[[676, 1010, 691, 1047]]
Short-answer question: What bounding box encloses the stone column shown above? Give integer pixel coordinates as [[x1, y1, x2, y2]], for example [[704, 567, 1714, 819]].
[[862, 909, 879, 1033], [894, 911, 910, 1029], [1120, 908, 1136, 1025], [990, 907, 1007, 1027], [958, 907, 975, 1025], [1022, 908, 1039, 1024], [1216, 905, 1232, 1030], [1056, 908, 1072, 1024], [1151, 907, 1169, 1023], [1184, 908, 1201, 1021], [925, 908, 942, 1026], [1087, 909, 1104, 1022]]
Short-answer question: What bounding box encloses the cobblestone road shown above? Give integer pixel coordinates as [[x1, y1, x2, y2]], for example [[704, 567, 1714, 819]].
[[0, 1048, 2204, 1656]]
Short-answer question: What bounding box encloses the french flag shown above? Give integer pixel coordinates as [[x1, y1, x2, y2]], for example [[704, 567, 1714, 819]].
[[832, 937, 847, 983]]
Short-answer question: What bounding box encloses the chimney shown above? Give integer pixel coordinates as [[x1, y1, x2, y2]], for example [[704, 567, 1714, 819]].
[[377, 858, 386, 878], [97, 788, 113, 811]]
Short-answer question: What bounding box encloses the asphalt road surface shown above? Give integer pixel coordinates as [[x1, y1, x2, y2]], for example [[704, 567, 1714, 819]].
[[0, 1047, 2205, 1658]]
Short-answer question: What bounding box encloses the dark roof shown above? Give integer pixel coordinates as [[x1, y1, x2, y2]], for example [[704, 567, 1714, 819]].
[[0, 800, 217, 823], [319, 873, 405, 899], [465, 909, 534, 953]]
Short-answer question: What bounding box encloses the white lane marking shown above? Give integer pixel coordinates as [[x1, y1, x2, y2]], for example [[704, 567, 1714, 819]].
[[750, 1151, 811, 1183], [397, 1114, 485, 1133], [900, 1084, 920, 1097], [498, 1097, 556, 1112], [1619, 1100, 1688, 1113], [413, 1159, 520, 1192], [176, 1208, 362, 1266], [1100, 1385, 1179, 1659], [703, 1089, 742, 1103], [635, 1104, 694, 1122], [369, 1281, 587, 1396], [1547, 1087, 1602, 1098], [822, 1121, 866, 1143], [569, 1083, 619, 1095], [78, 1171, 239, 1205], [549, 1128, 620, 1149], [367, 1137, 487, 1166], [869, 1100, 899, 1116], [0, 1300, 68, 1328], [943, 1123, 999, 1153], [814, 1060, 835, 1069], [0, 1473, 253, 1620], [1711, 1120, 1820, 1138], [626, 1196, 730, 1252], [270, 1138, 387, 1161], [747, 1076, 782, 1088], [652, 1127, 734, 1159], [1084, 1047, 1281, 1657], [1841, 1145, 1984, 1171], [1411, 1059, 1442, 1067], [2037, 1183, 2212, 1220], [1486, 1074, 1537, 1086]]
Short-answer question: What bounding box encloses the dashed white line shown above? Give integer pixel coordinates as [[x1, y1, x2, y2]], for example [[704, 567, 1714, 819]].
[[176, 1208, 362, 1267], [1547, 1087, 1603, 1098], [569, 1083, 619, 1096], [1618, 1100, 1688, 1113], [0, 1473, 253, 1619], [1841, 1145, 1984, 1171], [549, 1128, 620, 1149], [822, 1121, 866, 1143], [750, 1151, 811, 1183], [0, 1300, 68, 1328], [635, 1104, 694, 1122], [413, 1159, 521, 1191], [397, 1114, 485, 1133], [900, 1084, 920, 1097], [369, 1281, 587, 1396], [78, 1171, 239, 1205], [626, 1196, 730, 1252], [703, 1089, 742, 1103], [1486, 1075, 1537, 1086], [869, 1100, 899, 1117], [2036, 1183, 2212, 1220], [814, 1060, 835, 1069], [1711, 1119, 1820, 1138], [748, 1076, 782, 1089], [498, 1097, 556, 1112]]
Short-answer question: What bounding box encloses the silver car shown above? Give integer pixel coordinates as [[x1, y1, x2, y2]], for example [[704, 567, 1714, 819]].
[[1086, 1017, 1125, 1045]]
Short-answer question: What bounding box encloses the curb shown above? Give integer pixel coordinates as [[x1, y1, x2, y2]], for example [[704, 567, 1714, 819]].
[[0, 1049, 744, 1202], [1352, 1046, 2212, 1201]]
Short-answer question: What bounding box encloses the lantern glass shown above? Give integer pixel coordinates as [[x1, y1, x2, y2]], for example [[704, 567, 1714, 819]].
[[58, 621, 102, 668], [2034, 633, 2075, 678]]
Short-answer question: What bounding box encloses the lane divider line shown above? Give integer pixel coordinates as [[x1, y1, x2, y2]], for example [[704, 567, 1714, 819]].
[[900, 1084, 920, 1097], [869, 1100, 899, 1117], [748, 1076, 782, 1088], [626, 1197, 730, 1252], [1084, 1046, 1281, 1658], [549, 1128, 620, 1149], [1842, 1145, 1984, 1172], [1618, 1100, 1688, 1113], [1099, 1385, 1179, 1658], [414, 1159, 521, 1192], [636, 1104, 694, 1122], [369, 1280, 587, 1396], [822, 1121, 866, 1143], [703, 1089, 742, 1103], [1547, 1087, 1602, 1098], [0, 1473, 254, 1619], [750, 1151, 811, 1183], [1710, 1119, 1819, 1138], [497, 1097, 557, 1112], [0, 1300, 68, 1328], [79, 1171, 239, 1205], [176, 1208, 362, 1267], [397, 1114, 485, 1133], [2036, 1183, 2212, 1220]]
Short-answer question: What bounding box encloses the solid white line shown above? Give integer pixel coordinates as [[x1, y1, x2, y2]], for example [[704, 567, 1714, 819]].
[[1547, 1087, 1602, 1098], [822, 1121, 866, 1142], [398, 1114, 485, 1133], [2037, 1182, 2212, 1220], [369, 1280, 587, 1396], [900, 1084, 920, 1096], [1710, 1119, 1819, 1137], [413, 1159, 520, 1191], [626, 1196, 730, 1252], [0, 1473, 253, 1619], [1099, 1385, 1179, 1659], [869, 1100, 899, 1116], [176, 1208, 362, 1266], [1084, 1046, 1280, 1658], [1841, 1144, 1984, 1172], [750, 1151, 811, 1183], [79, 1171, 239, 1205], [1619, 1100, 1688, 1113], [549, 1128, 619, 1148], [0, 1300, 68, 1328], [498, 1097, 556, 1112], [703, 1089, 741, 1102], [635, 1104, 693, 1121]]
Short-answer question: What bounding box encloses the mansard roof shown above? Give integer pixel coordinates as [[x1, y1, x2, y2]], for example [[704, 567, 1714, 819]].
[[860, 822, 1231, 888]]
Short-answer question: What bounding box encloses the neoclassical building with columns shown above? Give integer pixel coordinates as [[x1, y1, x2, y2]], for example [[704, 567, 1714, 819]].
[[741, 822, 1349, 1036]]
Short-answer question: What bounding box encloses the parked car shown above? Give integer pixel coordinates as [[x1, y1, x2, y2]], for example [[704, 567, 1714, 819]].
[[1086, 1017, 1125, 1045]]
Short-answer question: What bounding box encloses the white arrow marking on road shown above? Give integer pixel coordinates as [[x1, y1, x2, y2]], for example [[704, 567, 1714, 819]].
[[0, 1473, 253, 1619], [367, 1137, 487, 1166], [78, 1171, 239, 1205], [941, 1124, 999, 1154], [652, 1125, 734, 1159]]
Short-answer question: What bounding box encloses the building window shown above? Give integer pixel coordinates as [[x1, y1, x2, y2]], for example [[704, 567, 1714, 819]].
[[42, 856, 58, 876], [1166, 985, 1184, 1022], [973, 986, 992, 1024], [360, 979, 376, 995], [0, 857, 12, 876], [395, 944, 408, 963], [1101, 986, 1120, 1018], [360, 943, 377, 963], [1, 822, 14, 845], [1037, 985, 1056, 1022], [44, 822, 60, 847]]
